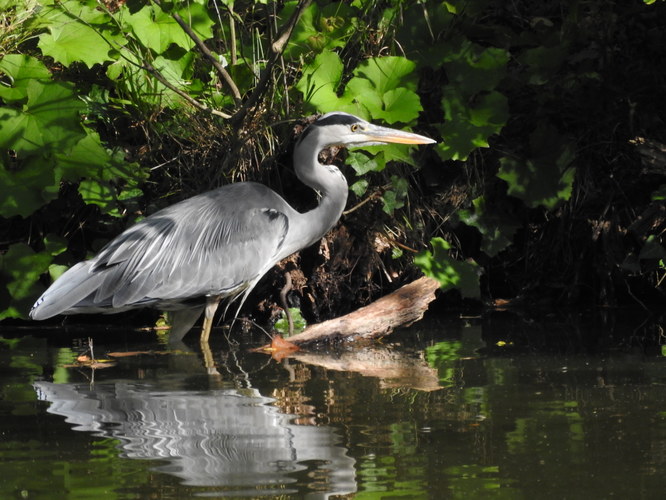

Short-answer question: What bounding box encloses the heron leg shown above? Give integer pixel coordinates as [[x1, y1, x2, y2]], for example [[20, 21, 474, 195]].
[[169, 306, 205, 343], [200, 295, 222, 376], [200, 295, 222, 345], [279, 272, 294, 337]]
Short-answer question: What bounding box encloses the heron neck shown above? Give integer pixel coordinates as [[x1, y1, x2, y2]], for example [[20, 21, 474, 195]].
[[290, 135, 349, 250]]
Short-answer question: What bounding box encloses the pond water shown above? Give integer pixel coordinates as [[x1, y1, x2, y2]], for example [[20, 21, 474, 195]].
[[1, 312, 666, 499]]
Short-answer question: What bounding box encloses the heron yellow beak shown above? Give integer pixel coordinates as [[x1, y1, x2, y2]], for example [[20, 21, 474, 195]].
[[363, 125, 437, 145]]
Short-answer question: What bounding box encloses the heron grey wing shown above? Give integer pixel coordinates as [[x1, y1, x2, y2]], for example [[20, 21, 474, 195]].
[[29, 262, 100, 319], [145, 206, 291, 304], [89, 187, 292, 308]]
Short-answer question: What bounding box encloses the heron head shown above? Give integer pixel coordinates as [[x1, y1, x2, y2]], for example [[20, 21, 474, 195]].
[[302, 112, 436, 148]]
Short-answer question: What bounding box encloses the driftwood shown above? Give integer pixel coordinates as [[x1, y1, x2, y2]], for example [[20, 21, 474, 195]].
[[286, 276, 440, 346]]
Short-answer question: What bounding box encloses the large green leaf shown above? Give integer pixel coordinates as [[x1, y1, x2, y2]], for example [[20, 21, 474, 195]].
[[0, 55, 51, 102], [343, 57, 421, 123], [0, 79, 85, 154], [414, 237, 481, 298], [436, 89, 508, 161], [37, 0, 118, 68], [349, 56, 418, 95], [296, 51, 350, 112], [123, 1, 214, 54], [443, 42, 509, 97], [283, 1, 356, 58]]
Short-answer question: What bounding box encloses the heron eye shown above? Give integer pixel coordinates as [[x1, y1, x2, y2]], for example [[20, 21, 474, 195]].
[[351, 124, 360, 132]]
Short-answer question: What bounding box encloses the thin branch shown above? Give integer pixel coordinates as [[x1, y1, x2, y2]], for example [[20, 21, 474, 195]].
[[232, 0, 313, 124], [151, 0, 242, 105], [142, 62, 232, 119]]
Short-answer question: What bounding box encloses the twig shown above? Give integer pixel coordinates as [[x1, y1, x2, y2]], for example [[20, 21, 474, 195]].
[[142, 62, 232, 119], [232, 0, 313, 124], [151, 0, 242, 105], [344, 190, 383, 215]]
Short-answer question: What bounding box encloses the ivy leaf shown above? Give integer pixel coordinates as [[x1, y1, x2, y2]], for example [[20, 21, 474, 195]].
[[381, 175, 409, 215], [347, 150, 385, 175], [414, 238, 481, 298], [350, 179, 369, 197]]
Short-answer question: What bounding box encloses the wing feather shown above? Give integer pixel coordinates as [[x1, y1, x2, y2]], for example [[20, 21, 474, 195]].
[[30, 183, 293, 318]]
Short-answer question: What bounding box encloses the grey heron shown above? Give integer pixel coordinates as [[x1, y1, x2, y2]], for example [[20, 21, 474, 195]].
[[29, 112, 435, 343]]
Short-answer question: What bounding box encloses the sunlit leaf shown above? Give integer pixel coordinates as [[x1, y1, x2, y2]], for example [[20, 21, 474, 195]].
[[37, 0, 118, 68], [414, 238, 481, 298], [296, 51, 349, 112], [0, 55, 51, 102]]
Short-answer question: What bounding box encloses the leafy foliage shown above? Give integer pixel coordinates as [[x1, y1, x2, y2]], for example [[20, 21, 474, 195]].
[[414, 238, 481, 299]]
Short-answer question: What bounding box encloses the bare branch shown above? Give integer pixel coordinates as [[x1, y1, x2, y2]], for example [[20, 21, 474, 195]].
[[142, 62, 232, 119], [232, 0, 313, 124], [151, 0, 242, 105]]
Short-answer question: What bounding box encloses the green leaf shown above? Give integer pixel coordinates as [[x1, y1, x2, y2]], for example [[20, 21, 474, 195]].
[[651, 184, 666, 201], [283, 1, 356, 58], [44, 234, 68, 256], [0, 55, 51, 102], [0, 243, 52, 320], [0, 155, 58, 218], [0, 79, 85, 154], [414, 237, 481, 298], [346, 150, 385, 175], [639, 235, 666, 261], [458, 196, 520, 257], [123, 1, 214, 54], [350, 56, 418, 95], [274, 307, 307, 337], [296, 51, 351, 112], [37, 0, 117, 68], [350, 179, 369, 197], [436, 89, 508, 161], [496, 123, 576, 210], [343, 56, 421, 123], [443, 42, 509, 97], [381, 175, 409, 215]]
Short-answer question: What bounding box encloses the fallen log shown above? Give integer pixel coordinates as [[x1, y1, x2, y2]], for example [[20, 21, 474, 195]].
[[286, 276, 440, 346]]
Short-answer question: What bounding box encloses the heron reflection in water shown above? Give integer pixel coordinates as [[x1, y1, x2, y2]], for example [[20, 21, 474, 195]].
[[30, 112, 435, 342]]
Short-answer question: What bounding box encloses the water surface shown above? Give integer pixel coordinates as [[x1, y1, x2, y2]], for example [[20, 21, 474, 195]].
[[1, 312, 665, 499]]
